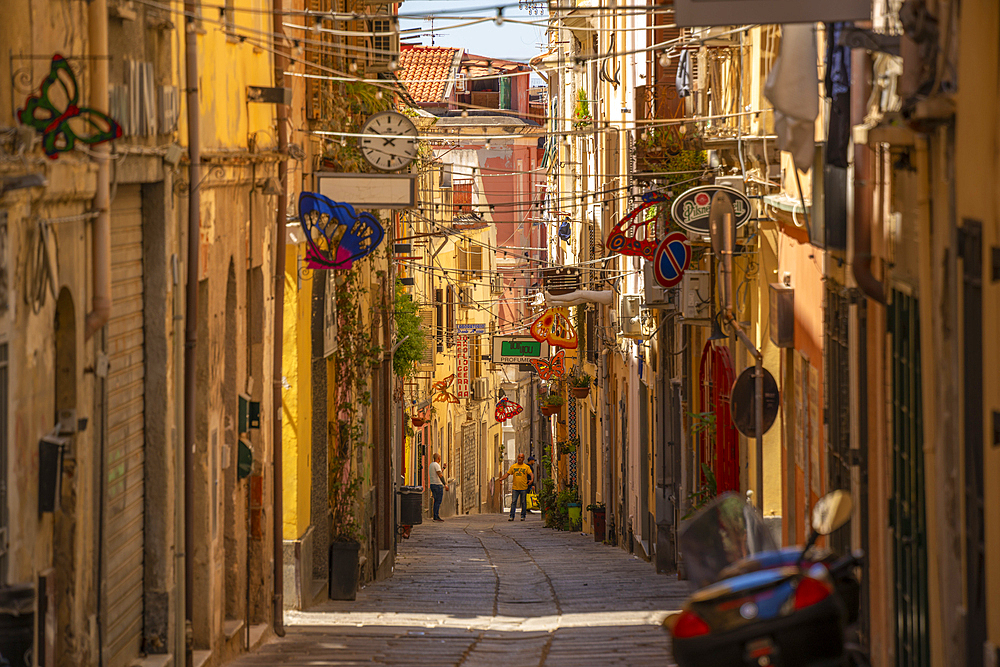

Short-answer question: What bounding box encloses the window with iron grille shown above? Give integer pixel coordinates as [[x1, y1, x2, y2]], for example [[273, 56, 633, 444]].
[[446, 285, 456, 347], [0, 342, 8, 584]]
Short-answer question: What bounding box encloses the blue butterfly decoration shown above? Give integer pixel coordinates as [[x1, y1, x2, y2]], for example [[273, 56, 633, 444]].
[[298, 192, 385, 270]]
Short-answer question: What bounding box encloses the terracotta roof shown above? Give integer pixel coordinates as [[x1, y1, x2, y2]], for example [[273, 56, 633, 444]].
[[397, 45, 462, 104]]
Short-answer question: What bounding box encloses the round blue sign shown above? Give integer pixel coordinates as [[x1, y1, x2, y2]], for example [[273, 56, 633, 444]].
[[653, 231, 691, 288]]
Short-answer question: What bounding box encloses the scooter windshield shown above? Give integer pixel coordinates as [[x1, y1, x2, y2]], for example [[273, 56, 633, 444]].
[[678, 493, 778, 588]]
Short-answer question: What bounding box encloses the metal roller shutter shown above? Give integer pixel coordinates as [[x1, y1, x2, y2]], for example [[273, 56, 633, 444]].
[[103, 185, 145, 667]]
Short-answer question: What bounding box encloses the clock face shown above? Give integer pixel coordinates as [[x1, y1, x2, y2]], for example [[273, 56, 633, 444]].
[[358, 111, 419, 172]]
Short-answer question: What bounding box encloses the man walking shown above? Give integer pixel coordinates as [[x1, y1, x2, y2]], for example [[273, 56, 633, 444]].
[[430, 452, 448, 522], [499, 452, 533, 521]]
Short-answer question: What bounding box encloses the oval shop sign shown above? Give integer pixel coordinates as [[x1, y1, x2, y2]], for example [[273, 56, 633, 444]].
[[670, 185, 752, 235]]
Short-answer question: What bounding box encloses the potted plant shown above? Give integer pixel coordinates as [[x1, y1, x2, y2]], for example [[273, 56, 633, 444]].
[[586, 501, 606, 542], [411, 415, 426, 428], [572, 89, 593, 129], [569, 372, 592, 399], [539, 391, 564, 417]]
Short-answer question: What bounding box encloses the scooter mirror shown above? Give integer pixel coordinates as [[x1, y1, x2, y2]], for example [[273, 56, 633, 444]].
[[811, 490, 853, 535]]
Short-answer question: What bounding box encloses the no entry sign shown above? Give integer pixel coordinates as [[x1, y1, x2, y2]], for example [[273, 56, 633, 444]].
[[653, 231, 691, 288]]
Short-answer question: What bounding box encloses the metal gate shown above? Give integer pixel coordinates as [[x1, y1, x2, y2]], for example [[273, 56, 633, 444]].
[[825, 286, 851, 554], [103, 185, 145, 667], [960, 220, 986, 666], [461, 422, 476, 512], [888, 289, 929, 667]]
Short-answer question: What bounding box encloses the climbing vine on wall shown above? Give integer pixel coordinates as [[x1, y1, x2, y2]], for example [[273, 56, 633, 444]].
[[329, 267, 383, 542]]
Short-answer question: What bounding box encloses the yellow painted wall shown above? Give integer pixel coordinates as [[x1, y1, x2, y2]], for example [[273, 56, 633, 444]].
[[282, 243, 312, 540], [955, 0, 1000, 651]]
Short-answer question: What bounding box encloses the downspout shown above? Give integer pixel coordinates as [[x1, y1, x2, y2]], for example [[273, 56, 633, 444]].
[[182, 0, 201, 662], [271, 0, 288, 636], [85, 0, 111, 339], [851, 48, 885, 303]]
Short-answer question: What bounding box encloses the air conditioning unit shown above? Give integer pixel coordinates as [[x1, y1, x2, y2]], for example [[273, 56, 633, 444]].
[[619, 294, 645, 338], [472, 377, 490, 401], [681, 270, 711, 321], [643, 262, 679, 310]]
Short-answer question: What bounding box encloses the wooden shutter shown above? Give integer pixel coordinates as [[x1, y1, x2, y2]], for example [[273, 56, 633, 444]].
[[419, 309, 434, 365], [435, 289, 444, 351], [470, 246, 483, 279], [446, 285, 455, 347]]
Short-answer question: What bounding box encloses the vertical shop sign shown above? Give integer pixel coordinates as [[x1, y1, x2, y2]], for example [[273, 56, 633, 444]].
[[456, 335, 470, 399]]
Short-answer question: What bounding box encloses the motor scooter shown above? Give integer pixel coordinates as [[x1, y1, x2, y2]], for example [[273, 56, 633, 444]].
[[665, 490, 867, 667]]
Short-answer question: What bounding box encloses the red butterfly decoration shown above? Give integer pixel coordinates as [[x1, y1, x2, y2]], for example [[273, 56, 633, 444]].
[[432, 374, 460, 404], [604, 192, 670, 260], [530, 349, 567, 380], [494, 397, 523, 422]]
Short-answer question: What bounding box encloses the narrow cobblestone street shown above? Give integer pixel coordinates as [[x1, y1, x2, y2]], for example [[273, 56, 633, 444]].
[[232, 513, 692, 666]]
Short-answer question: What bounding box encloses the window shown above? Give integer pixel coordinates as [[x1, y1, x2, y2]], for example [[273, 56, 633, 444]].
[[446, 285, 456, 347], [435, 289, 444, 352], [453, 179, 474, 216]]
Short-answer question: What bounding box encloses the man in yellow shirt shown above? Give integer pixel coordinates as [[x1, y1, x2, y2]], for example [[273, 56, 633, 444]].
[[499, 452, 534, 521]]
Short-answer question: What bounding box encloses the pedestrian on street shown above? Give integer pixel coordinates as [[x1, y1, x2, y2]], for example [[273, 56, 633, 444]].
[[526, 454, 537, 493], [498, 452, 533, 521], [430, 453, 448, 522]]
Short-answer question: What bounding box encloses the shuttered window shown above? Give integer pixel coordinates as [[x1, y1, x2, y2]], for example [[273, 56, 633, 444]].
[[446, 285, 455, 347], [419, 309, 434, 365], [435, 289, 444, 352]]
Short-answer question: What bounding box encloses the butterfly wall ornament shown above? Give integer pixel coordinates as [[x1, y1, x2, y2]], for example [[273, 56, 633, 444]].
[[298, 192, 385, 270], [530, 309, 578, 350], [18, 54, 122, 159], [530, 349, 567, 381], [605, 192, 670, 261], [494, 397, 523, 422], [432, 374, 460, 404]]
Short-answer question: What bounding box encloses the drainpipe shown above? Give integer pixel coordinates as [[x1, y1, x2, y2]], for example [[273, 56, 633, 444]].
[[271, 0, 288, 636], [182, 0, 201, 662], [85, 0, 111, 339], [851, 48, 885, 304]]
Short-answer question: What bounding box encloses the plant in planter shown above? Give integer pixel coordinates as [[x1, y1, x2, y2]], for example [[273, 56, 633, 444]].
[[569, 372, 592, 398], [572, 89, 592, 129], [557, 437, 579, 457], [538, 390, 565, 416], [586, 501, 607, 541], [326, 266, 382, 600]]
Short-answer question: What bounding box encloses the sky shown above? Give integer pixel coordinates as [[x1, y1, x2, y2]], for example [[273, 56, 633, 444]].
[[398, 1, 550, 63]]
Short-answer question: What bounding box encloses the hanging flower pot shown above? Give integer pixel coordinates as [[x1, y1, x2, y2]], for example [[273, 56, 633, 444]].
[[571, 386, 590, 399], [411, 416, 426, 428], [540, 404, 558, 417]]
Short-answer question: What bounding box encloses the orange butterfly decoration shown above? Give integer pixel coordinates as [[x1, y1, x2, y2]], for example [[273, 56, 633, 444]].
[[530, 349, 567, 381], [494, 397, 523, 422], [530, 309, 579, 349], [432, 374, 460, 404]]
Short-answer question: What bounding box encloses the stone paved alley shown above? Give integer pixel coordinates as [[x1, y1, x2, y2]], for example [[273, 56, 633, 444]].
[[231, 513, 692, 666]]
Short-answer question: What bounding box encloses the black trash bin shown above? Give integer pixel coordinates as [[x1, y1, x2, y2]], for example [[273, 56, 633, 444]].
[[0, 584, 35, 667], [398, 485, 423, 525]]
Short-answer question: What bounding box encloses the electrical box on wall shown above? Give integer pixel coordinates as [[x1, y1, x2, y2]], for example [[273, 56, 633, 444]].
[[769, 283, 795, 348], [681, 270, 710, 321], [643, 262, 679, 310]]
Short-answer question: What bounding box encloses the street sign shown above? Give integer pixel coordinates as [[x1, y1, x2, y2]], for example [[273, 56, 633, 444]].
[[671, 185, 752, 236], [456, 322, 487, 335], [492, 336, 551, 365], [653, 231, 691, 288]]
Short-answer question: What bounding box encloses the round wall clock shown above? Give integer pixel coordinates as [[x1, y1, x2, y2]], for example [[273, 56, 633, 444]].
[[358, 111, 419, 172]]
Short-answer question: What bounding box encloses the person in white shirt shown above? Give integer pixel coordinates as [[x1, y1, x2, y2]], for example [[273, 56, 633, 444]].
[[429, 453, 448, 522]]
